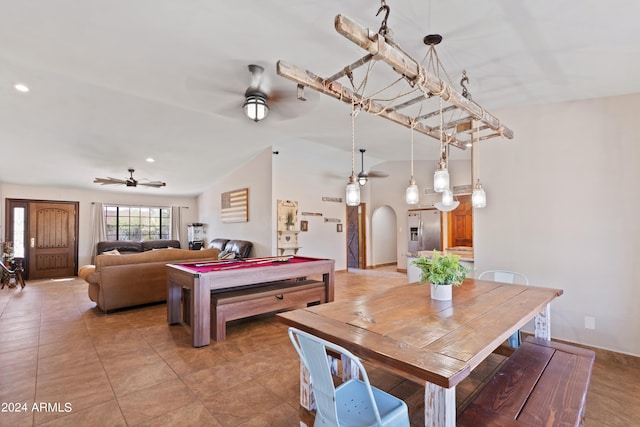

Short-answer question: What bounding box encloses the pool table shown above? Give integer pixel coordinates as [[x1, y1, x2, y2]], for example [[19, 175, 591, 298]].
[[166, 256, 335, 347]]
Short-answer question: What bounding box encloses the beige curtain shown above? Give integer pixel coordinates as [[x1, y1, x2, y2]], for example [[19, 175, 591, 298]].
[[89, 202, 107, 262], [171, 206, 182, 242]]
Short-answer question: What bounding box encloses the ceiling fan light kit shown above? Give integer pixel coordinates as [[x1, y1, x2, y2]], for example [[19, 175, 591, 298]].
[[243, 93, 269, 122]]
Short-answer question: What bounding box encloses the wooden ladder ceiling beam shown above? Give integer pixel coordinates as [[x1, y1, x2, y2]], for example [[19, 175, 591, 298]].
[[334, 14, 513, 140], [277, 61, 466, 149], [278, 12, 514, 148]]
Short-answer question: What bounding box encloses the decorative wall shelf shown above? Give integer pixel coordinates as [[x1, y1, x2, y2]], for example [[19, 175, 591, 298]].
[[277, 200, 300, 256]]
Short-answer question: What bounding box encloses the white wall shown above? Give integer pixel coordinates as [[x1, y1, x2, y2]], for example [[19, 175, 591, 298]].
[[477, 93, 640, 356], [196, 141, 352, 271], [272, 141, 351, 271], [197, 148, 273, 257], [0, 183, 198, 267], [371, 206, 397, 266]]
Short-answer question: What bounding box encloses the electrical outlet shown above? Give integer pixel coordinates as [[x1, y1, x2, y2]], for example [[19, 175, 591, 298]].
[[584, 316, 596, 330]]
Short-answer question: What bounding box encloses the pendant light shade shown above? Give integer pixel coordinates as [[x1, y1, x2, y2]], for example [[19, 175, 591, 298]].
[[471, 120, 487, 208], [433, 161, 449, 192], [346, 103, 360, 206], [405, 178, 419, 205], [346, 176, 360, 206], [441, 188, 454, 205], [405, 120, 419, 205], [472, 180, 486, 208]]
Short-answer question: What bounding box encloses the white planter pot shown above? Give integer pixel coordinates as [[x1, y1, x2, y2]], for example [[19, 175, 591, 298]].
[[430, 283, 452, 301]]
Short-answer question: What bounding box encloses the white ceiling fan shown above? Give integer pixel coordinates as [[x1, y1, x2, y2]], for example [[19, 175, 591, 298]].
[[93, 169, 166, 188]]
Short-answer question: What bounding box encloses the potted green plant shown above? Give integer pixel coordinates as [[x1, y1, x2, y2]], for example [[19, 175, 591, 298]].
[[286, 211, 295, 231], [411, 250, 468, 301]]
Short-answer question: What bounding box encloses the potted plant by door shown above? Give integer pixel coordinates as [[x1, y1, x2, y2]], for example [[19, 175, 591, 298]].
[[411, 250, 468, 301]]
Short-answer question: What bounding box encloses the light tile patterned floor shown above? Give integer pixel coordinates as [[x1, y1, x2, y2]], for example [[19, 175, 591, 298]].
[[0, 268, 637, 426]]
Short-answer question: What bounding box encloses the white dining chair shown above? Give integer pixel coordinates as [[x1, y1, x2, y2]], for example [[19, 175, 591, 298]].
[[288, 327, 410, 427], [478, 270, 529, 348]]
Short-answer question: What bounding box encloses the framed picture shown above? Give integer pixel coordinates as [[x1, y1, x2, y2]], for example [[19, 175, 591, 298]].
[[336, 224, 343, 232], [300, 220, 308, 232]]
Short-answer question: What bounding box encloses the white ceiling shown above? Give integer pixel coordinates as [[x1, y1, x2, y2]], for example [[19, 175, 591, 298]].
[[1, 0, 639, 195]]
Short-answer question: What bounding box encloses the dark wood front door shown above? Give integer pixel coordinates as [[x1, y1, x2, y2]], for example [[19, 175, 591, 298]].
[[6, 199, 78, 280]]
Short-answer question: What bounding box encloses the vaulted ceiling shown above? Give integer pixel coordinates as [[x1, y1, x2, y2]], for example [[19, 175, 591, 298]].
[[2, 1, 639, 195]]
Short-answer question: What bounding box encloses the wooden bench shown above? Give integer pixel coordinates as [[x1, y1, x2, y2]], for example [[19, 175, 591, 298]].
[[211, 279, 326, 341], [458, 336, 595, 427]]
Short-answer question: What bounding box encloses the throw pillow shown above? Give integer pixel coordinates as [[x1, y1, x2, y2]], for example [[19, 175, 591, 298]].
[[219, 250, 236, 260], [102, 249, 121, 255]]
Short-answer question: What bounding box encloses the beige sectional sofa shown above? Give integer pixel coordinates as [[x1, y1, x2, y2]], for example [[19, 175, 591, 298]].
[[84, 247, 219, 312]]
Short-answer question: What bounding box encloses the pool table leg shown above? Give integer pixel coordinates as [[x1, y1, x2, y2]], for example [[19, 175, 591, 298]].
[[191, 275, 211, 347]]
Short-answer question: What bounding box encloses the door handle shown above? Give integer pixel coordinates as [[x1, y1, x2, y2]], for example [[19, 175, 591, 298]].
[[30, 238, 35, 248]]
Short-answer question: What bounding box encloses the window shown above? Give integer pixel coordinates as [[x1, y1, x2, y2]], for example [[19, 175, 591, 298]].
[[104, 205, 170, 241]]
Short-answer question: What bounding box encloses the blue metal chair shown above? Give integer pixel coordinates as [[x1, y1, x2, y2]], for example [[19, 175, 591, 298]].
[[288, 327, 410, 427], [478, 270, 529, 348]]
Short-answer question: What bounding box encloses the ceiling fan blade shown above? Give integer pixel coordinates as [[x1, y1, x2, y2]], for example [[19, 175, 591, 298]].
[[368, 171, 389, 178], [93, 178, 127, 185], [138, 181, 166, 188]]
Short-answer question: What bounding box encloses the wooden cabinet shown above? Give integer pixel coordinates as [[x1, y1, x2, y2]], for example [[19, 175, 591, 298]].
[[448, 195, 473, 248]]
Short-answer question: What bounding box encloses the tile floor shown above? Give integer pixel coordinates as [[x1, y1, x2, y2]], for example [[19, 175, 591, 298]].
[[0, 267, 638, 426]]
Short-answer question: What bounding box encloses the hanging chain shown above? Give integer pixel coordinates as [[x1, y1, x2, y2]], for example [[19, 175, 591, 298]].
[[461, 70, 472, 100], [376, 0, 390, 36]]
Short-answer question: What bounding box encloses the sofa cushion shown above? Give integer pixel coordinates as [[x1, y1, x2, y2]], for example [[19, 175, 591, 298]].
[[94, 248, 219, 270], [142, 239, 181, 251], [97, 241, 143, 254], [225, 240, 253, 258], [208, 238, 230, 252]]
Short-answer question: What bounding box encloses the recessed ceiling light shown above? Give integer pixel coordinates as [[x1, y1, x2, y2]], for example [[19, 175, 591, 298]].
[[14, 83, 30, 93], [145, 157, 155, 163]]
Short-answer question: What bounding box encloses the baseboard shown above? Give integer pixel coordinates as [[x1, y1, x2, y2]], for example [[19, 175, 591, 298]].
[[371, 262, 397, 268], [522, 333, 639, 368]]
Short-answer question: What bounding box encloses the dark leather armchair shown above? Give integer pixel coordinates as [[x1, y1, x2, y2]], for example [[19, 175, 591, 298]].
[[208, 238, 230, 252], [224, 240, 253, 258], [208, 238, 252, 258]]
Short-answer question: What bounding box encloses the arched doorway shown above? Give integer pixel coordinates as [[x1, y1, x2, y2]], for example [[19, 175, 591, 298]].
[[371, 206, 397, 268]]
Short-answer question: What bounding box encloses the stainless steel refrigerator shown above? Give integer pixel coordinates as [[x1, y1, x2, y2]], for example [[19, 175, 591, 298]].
[[408, 209, 441, 252]]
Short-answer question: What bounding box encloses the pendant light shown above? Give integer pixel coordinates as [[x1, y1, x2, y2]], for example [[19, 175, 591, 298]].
[[346, 104, 361, 206], [434, 135, 459, 212], [405, 120, 419, 204], [433, 97, 449, 192], [441, 188, 454, 205], [472, 120, 487, 208]]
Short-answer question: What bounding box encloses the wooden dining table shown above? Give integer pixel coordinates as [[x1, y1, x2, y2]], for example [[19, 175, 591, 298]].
[[277, 278, 563, 427]]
